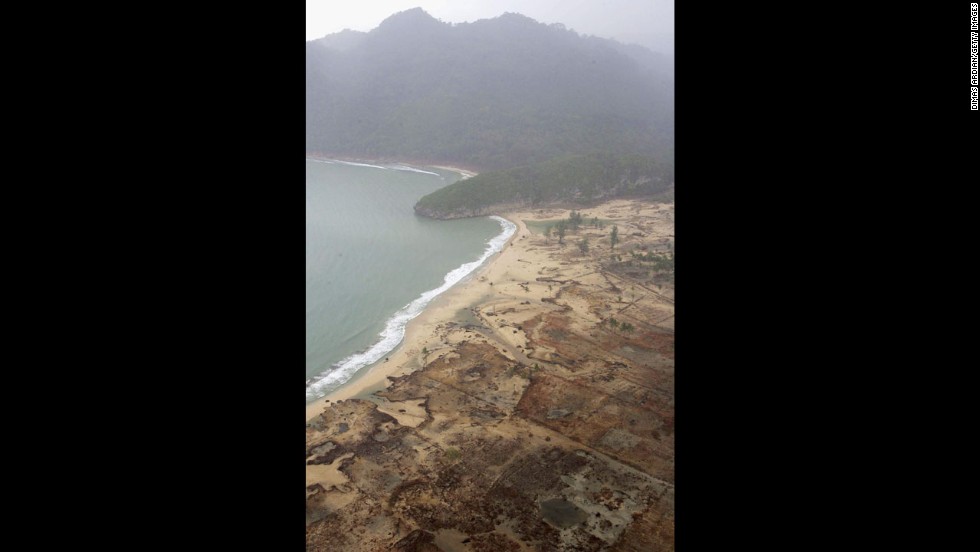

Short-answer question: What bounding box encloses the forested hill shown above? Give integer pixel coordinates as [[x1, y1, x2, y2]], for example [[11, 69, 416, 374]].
[[414, 153, 673, 219], [306, 8, 674, 171]]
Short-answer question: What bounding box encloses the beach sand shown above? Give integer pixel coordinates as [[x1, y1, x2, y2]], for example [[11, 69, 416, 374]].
[[429, 165, 478, 180], [306, 197, 674, 550], [305, 154, 478, 182], [307, 199, 674, 421], [305, 208, 515, 422], [304, 162, 480, 421]]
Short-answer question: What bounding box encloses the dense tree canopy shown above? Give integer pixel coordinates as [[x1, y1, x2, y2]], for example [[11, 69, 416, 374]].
[[414, 153, 673, 218]]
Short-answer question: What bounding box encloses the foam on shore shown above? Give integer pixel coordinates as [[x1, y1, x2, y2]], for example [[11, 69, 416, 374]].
[[305, 215, 516, 401]]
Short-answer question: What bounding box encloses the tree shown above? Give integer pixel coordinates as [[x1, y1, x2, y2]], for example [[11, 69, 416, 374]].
[[578, 238, 589, 254], [556, 219, 567, 244], [610, 225, 619, 250]]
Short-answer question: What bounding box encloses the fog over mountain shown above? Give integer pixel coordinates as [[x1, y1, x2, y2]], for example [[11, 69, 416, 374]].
[[307, 0, 674, 57], [306, 8, 673, 171]]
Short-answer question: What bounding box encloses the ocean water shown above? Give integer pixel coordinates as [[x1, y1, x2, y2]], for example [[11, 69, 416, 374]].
[[306, 159, 515, 402]]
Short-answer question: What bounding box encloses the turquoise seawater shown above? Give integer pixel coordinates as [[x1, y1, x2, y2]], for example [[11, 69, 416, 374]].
[[306, 159, 514, 402]]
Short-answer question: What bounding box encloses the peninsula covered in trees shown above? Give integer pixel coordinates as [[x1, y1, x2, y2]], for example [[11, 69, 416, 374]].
[[414, 153, 673, 219], [307, 8, 675, 550]]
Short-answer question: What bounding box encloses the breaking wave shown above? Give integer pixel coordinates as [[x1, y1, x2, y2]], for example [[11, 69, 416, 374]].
[[305, 215, 516, 400]]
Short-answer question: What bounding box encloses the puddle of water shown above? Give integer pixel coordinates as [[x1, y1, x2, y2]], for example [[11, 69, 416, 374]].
[[539, 498, 589, 528]]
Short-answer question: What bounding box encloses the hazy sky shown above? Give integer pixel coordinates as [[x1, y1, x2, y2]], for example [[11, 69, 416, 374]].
[[306, 0, 674, 55]]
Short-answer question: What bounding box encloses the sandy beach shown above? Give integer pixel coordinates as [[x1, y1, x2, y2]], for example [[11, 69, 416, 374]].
[[307, 198, 674, 422], [429, 165, 478, 180], [306, 197, 675, 550], [304, 160, 480, 420], [305, 153, 479, 181], [306, 209, 514, 422]]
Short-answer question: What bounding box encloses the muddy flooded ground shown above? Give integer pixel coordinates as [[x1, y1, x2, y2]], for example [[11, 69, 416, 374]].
[[307, 200, 675, 551]]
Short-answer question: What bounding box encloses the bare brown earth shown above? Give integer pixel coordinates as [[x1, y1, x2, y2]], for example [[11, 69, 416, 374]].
[[307, 199, 674, 551]]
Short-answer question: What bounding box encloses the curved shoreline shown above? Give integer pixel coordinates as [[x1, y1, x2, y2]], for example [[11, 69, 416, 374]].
[[304, 153, 479, 181], [306, 197, 676, 550], [305, 157, 490, 412], [305, 215, 515, 402], [306, 213, 524, 421]]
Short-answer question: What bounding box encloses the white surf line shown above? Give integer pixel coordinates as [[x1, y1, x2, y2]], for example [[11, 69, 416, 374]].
[[306, 216, 517, 400]]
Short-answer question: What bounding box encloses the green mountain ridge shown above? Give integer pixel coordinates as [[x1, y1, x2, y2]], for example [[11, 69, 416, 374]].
[[306, 8, 674, 172]]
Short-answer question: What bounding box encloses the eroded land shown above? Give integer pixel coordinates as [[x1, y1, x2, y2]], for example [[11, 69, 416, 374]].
[[307, 199, 674, 551]]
